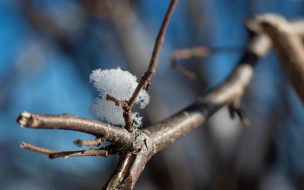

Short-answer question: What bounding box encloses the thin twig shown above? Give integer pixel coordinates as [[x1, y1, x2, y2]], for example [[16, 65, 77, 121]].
[[172, 47, 210, 60], [171, 46, 245, 80], [106, 94, 128, 107], [20, 142, 109, 159], [171, 47, 210, 80], [123, 0, 178, 131]]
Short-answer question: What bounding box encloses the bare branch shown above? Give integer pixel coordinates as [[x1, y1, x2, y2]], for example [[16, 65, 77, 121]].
[[17, 12, 304, 190], [103, 132, 154, 190], [102, 31, 273, 189], [17, 111, 132, 145], [106, 94, 128, 107], [228, 105, 250, 128], [246, 16, 304, 36], [256, 14, 304, 104], [171, 46, 245, 80], [145, 31, 271, 152], [145, 64, 254, 151], [171, 47, 210, 80], [124, 0, 178, 131], [20, 142, 109, 159]]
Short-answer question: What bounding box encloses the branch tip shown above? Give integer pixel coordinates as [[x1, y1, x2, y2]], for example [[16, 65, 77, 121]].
[[17, 111, 32, 127], [20, 142, 27, 149]]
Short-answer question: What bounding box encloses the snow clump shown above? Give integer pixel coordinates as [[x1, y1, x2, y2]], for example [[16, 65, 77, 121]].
[[90, 67, 150, 128]]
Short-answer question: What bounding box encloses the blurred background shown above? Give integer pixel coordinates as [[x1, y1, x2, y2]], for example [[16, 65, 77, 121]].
[[1, 0, 304, 189]]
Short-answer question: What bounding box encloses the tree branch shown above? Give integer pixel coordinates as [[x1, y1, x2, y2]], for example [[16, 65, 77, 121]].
[[171, 47, 210, 80], [17, 111, 132, 145], [256, 14, 304, 104], [145, 29, 272, 151], [17, 12, 304, 190], [103, 131, 154, 189], [171, 46, 245, 80], [102, 31, 272, 189], [20, 142, 109, 159], [123, 0, 178, 131]]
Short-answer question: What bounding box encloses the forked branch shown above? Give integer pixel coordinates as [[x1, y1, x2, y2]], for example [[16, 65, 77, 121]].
[[17, 12, 304, 190], [16, 31, 268, 189], [120, 0, 178, 131]]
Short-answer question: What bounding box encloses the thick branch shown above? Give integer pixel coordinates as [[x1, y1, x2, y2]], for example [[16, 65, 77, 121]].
[[145, 63, 254, 151], [17, 111, 132, 145], [256, 14, 304, 103], [144, 31, 271, 152], [103, 131, 154, 190]]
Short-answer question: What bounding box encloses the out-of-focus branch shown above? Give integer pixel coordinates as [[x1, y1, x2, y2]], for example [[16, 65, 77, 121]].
[[171, 47, 210, 80], [17, 111, 132, 145], [102, 0, 178, 132], [256, 14, 304, 104]]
